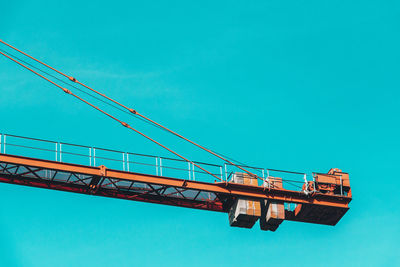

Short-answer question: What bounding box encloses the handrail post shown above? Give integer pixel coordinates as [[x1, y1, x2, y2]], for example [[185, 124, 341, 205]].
[[187, 161, 191, 180], [155, 157, 159, 176], [312, 173, 316, 193], [122, 152, 126, 171], [159, 157, 163, 176], [93, 148, 96, 166], [224, 163, 228, 181], [262, 169, 266, 188], [128, 153, 134, 171], [55, 142, 58, 161], [59, 143, 62, 162], [89, 147, 92, 166], [303, 174, 308, 193], [192, 163, 195, 181], [220, 166, 223, 181], [0, 133, 2, 154], [126, 153, 129, 172]]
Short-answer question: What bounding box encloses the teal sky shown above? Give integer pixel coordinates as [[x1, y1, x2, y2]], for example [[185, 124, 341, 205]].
[[1, 1, 399, 266]]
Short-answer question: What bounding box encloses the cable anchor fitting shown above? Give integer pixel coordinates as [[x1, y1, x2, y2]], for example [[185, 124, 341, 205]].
[[129, 108, 137, 114], [62, 88, 71, 94], [68, 76, 77, 82], [121, 122, 129, 127]]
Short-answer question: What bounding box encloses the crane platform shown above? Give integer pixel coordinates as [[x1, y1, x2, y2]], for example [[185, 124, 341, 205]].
[[0, 133, 352, 231]]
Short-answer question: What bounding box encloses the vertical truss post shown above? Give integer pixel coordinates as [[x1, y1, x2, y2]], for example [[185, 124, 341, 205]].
[[224, 163, 228, 181], [187, 161, 191, 180], [126, 153, 129, 172], [303, 174, 308, 193], [3, 134, 5, 154], [192, 163, 195, 181], [93, 148, 96, 167], [312, 173, 316, 193], [262, 169, 265, 188], [219, 166, 223, 181], [59, 143, 62, 162], [155, 157, 159, 176], [55, 142, 58, 162], [122, 152, 126, 171], [262, 169, 266, 189], [89, 147, 92, 166], [160, 158, 162, 176], [0, 133, 2, 154]]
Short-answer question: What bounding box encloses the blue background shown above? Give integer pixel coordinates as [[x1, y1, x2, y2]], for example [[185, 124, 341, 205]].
[[1, 1, 399, 266]]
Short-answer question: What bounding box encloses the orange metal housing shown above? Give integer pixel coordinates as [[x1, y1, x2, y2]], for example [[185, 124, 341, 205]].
[[314, 168, 351, 197]]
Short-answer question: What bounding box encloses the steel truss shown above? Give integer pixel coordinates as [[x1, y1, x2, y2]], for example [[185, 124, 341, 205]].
[[0, 153, 351, 225]]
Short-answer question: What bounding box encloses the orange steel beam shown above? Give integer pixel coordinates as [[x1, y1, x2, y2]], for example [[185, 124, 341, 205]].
[[0, 165, 224, 212], [0, 39, 258, 179], [0, 154, 352, 209]]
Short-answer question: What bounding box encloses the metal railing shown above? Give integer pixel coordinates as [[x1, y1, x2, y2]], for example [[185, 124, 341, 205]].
[[0, 133, 312, 191]]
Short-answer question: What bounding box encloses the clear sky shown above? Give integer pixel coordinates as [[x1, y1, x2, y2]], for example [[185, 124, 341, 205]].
[[1, 1, 399, 266]]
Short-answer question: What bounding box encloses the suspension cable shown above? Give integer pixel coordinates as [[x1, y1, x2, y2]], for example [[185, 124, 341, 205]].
[[0, 46, 249, 168], [0, 48, 169, 131], [0, 39, 259, 179], [0, 49, 223, 181]]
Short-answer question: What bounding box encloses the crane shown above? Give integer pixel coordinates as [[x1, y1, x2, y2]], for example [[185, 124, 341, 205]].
[[0, 40, 351, 231]]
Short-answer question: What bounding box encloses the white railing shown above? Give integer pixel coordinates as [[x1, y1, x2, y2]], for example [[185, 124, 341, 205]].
[[0, 132, 311, 191]]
